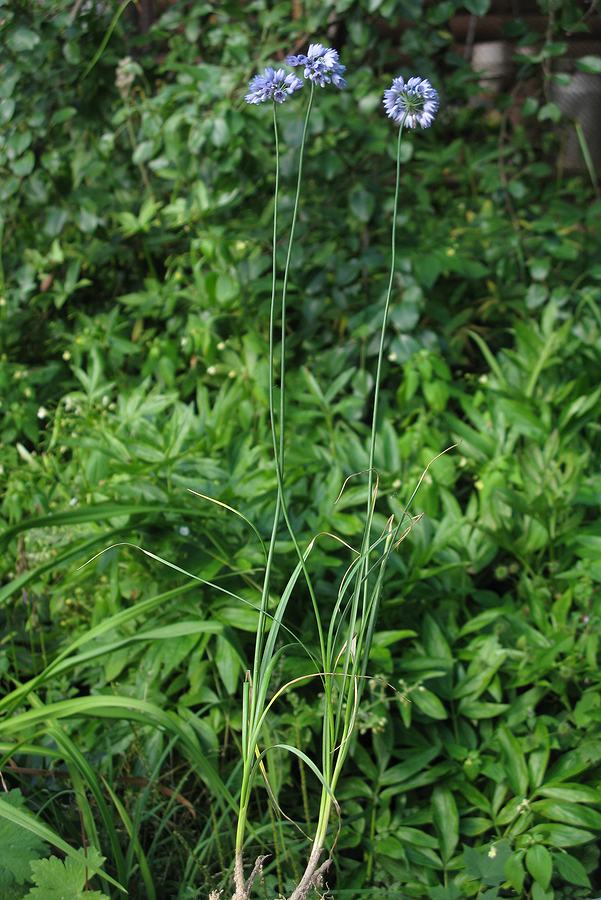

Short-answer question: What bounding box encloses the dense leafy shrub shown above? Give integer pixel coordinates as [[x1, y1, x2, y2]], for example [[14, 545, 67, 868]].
[[2, 0, 601, 897]]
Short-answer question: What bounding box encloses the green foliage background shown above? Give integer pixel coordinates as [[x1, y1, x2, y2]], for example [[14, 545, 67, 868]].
[[1, 0, 601, 897]]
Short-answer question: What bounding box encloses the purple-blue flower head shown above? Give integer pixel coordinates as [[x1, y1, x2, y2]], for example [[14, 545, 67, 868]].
[[286, 43, 346, 89], [383, 76, 439, 129], [245, 67, 304, 105]]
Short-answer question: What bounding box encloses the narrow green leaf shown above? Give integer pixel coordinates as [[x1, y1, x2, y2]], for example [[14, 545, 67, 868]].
[[81, 0, 133, 79], [531, 800, 601, 830], [459, 700, 509, 719], [497, 726, 529, 796], [102, 780, 155, 900], [380, 745, 441, 786], [467, 330, 506, 385], [0, 582, 200, 713], [432, 787, 459, 863], [0, 502, 216, 548]]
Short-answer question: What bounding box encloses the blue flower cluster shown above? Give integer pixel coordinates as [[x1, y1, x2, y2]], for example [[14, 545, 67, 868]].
[[383, 76, 439, 129], [245, 43, 346, 105], [286, 43, 346, 89], [245, 67, 303, 105], [245, 48, 440, 132]]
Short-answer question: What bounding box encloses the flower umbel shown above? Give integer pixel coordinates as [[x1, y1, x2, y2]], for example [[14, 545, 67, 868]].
[[383, 76, 439, 128], [245, 67, 303, 105], [286, 43, 346, 89]]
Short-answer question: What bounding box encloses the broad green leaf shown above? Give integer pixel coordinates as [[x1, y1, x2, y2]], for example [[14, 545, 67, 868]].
[[23, 848, 109, 900], [372, 629, 417, 647], [576, 55, 601, 73], [531, 883, 552, 900], [396, 826, 439, 848], [349, 186, 375, 223], [464, 0, 490, 13], [537, 783, 601, 804], [461, 816, 493, 836], [10, 151, 35, 177], [458, 700, 510, 719], [528, 744, 550, 790], [0, 790, 46, 884], [454, 665, 500, 700], [7, 27, 40, 52], [376, 834, 405, 859], [0, 98, 16, 123], [0, 800, 121, 892], [422, 615, 453, 661], [432, 787, 459, 863], [405, 844, 443, 870], [412, 687, 448, 720], [463, 839, 512, 886], [496, 796, 528, 826], [429, 886, 462, 900], [529, 824, 595, 847], [526, 283, 548, 310], [553, 851, 591, 888], [526, 844, 552, 890], [545, 741, 601, 782], [530, 800, 601, 831], [504, 852, 525, 893], [538, 102, 562, 123]]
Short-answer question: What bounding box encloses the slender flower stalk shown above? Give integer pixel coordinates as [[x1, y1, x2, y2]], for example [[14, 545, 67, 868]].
[[366, 121, 404, 513], [287, 122, 406, 900], [234, 71, 303, 900], [234, 65, 331, 900], [290, 77, 438, 898]]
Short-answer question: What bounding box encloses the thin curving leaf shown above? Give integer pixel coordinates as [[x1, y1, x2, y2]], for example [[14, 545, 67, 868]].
[[0, 502, 212, 548], [101, 778, 156, 900], [188, 488, 267, 563]]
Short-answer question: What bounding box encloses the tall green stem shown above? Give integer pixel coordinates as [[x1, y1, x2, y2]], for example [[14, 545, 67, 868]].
[[270, 82, 335, 787], [270, 84, 328, 676], [251, 104, 282, 699], [234, 108, 283, 896], [308, 121, 406, 866], [366, 121, 404, 507]]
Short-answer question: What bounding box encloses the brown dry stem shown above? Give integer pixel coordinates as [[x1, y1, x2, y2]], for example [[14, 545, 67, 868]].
[[230, 853, 270, 900], [287, 846, 332, 900]]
